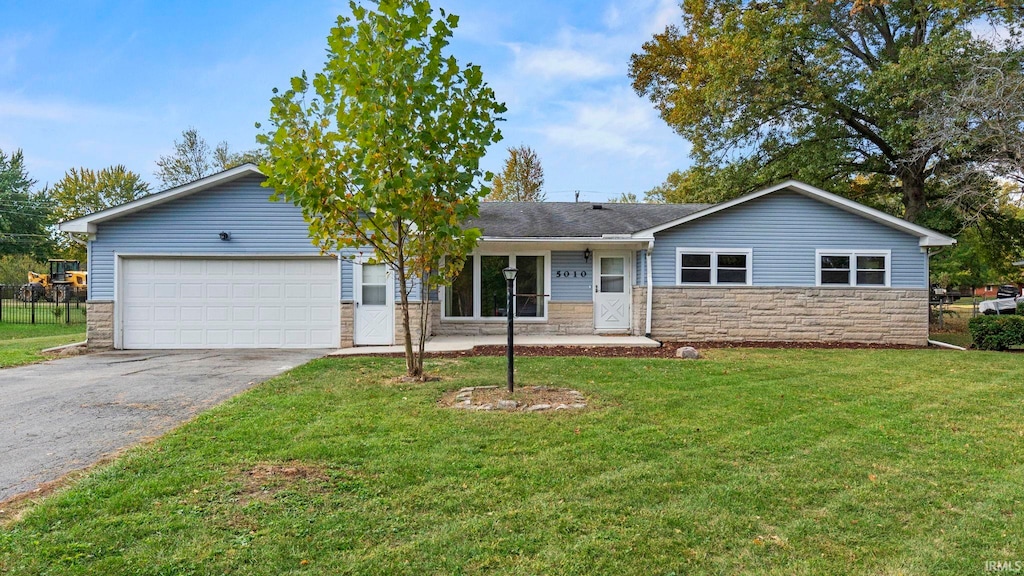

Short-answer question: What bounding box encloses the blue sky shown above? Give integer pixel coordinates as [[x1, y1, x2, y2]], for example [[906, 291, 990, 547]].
[[0, 0, 691, 202]]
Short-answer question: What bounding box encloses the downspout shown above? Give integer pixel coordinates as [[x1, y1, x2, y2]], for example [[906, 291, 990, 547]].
[[645, 240, 654, 337]]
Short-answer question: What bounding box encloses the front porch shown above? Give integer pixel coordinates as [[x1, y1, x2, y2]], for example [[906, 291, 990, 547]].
[[329, 334, 660, 356]]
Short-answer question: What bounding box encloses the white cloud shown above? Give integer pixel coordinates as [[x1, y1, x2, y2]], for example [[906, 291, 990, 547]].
[[509, 42, 617, 80], [0, 33, 32, 75], [603, 4, 623, 29], [540, 88, 683, 162]]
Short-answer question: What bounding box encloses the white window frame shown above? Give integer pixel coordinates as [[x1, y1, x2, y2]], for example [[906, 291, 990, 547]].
[[815, 249, 891, 287], [440, 250, 551, 322], [675, 248, 753, 286]]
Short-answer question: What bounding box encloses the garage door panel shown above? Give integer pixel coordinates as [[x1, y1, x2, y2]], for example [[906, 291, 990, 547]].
[[208, 284, 230, 299], [153, 260, 179, 276], [120, 257, 339, 349], [259, 307, 281, 321], [233, 260, 257, 275], [153, 306, 177, 322]]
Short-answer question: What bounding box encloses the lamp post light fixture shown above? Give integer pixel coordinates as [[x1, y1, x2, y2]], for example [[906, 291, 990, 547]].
[[502, 266, 518, 394]]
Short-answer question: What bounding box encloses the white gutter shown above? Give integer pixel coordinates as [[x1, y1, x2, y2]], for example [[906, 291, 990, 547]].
[[645, 239, 654, 337]]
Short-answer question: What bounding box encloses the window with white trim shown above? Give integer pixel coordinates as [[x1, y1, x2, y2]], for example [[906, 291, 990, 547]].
[[676, 248, 752, 285], [816, 250, 890, 287], [443, 253, 547, 320]]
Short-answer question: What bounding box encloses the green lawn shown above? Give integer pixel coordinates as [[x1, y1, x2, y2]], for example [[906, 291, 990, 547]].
[[0, 323, 87, 368], [2, 350, 1023, 574]]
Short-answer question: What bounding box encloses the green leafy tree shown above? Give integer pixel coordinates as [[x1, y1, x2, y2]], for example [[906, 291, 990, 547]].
[[630, 1, 1024, 226], [156, 128, 266, 188], [258, 0, 505, 378], [488, 145, 545, 202], [50, 165, 151, 260], [0, 148, 53, 260], [0, 254, 45, 286]]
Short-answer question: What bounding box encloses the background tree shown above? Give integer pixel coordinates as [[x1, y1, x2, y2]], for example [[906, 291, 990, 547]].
[[259, 0, 505, 378], [607, 192, 640, 203], [156, 128, 267, 188], [0, 148, 53, 260], [50, 165, 151, 260], [487, 145, 545, 202], [630, 1, 1024, 229]]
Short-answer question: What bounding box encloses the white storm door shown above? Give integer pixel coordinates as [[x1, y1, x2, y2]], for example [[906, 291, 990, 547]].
[[594, 254, 630, 331], [353, 261, 394, 345]]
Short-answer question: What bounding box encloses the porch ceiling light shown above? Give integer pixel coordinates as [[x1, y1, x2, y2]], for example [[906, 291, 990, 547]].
[[502, 266, 518, 281]]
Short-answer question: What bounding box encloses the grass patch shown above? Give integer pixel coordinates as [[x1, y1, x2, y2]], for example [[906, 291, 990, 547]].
[[2, 350, 1023, 574], [0, 323, 86, 368]]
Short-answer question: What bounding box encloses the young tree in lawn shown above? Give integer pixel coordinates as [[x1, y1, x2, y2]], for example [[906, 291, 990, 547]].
[[50, 165, 151, 260], [488, 145, 545, 202], [258, 0, 505, 378]]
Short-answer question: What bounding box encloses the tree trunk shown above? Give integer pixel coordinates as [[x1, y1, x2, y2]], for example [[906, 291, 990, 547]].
[[395, 228, 417, 378], [416, 269, 430, 378], [900, 169, 928, 224]]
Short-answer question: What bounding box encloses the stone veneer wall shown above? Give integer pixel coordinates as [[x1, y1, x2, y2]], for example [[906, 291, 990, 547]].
[[433, 301, 594, 336], [86, 301, 114, 349], [340, 302, 354, 348], [645, 287, 928, 345]]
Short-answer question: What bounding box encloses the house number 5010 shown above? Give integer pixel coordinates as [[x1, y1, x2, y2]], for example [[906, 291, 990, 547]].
[[555, 270, 588, 278]]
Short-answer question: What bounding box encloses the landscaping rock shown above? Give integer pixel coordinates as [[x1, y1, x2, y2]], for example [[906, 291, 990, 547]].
[[675, 346, 700, 359], [526, 404, 551, 412], [496, 400, 518, 410]]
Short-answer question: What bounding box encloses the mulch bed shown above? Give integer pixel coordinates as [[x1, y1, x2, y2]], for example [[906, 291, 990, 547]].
[[341, 340, 927, 360]]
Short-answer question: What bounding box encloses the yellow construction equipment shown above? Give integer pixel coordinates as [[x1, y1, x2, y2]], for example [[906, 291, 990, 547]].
[[20, 260, 88, 303]]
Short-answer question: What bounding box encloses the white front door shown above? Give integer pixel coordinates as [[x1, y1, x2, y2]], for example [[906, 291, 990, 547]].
[[353, 260, 394, 345], [594, 253, 631, 331]]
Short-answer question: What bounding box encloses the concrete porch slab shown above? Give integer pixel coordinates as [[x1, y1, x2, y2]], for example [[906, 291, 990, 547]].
[[329, 334, 661, 356]]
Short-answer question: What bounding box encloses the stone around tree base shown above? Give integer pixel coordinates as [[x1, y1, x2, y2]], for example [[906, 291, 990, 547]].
[[441, 386, 587, 412]]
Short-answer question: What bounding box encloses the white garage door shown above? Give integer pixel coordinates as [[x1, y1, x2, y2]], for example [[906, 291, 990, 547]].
[[120, 257, 339, 349]]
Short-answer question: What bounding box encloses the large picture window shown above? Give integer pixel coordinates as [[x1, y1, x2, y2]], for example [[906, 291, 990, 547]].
[[816, 250, 890, 287], [443, 253, 547, 320], [676, 248, 752, 286]]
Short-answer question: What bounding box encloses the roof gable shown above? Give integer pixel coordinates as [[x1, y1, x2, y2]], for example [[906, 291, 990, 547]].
[[634, 180, 955, 247], [59, 164, 265, 234]]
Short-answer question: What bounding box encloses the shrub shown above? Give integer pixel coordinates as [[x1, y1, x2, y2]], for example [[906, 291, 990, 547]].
[[1018, 300, 1024, 315], [968, 315, 1024, 350]]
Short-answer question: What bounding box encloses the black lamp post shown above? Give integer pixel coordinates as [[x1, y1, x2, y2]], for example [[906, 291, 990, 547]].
[[502, 266, 518, 394]]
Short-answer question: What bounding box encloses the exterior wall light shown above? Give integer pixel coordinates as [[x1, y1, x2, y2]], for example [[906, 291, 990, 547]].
[[583, 248, 592, 263]]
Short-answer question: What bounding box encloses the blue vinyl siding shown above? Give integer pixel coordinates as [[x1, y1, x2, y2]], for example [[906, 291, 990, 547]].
[[89, 176, 431, 303], [550, 251, 592, 301], [651, 191, 927, 288], [89, 176, 325, 300], [635, 250, 647, 286]]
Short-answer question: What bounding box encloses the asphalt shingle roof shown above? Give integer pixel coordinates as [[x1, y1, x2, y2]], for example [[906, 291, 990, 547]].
[[467, 202, 713, 238]]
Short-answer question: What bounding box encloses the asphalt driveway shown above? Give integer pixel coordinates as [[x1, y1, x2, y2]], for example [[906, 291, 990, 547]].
[[0, 349, 327, 503]]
